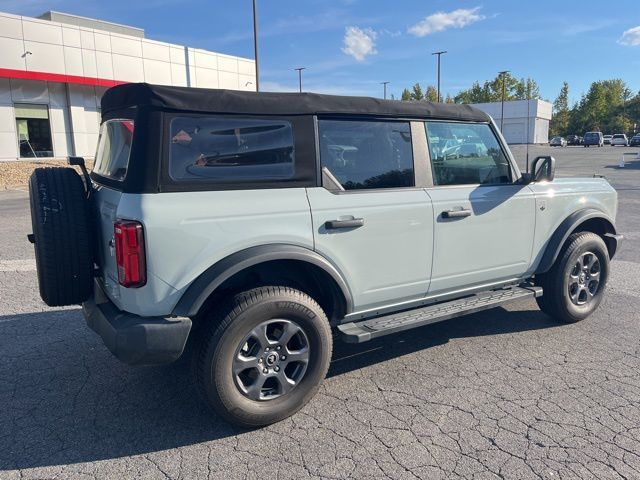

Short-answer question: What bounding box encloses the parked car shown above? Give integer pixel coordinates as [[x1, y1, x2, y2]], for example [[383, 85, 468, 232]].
[[566, 135, 582, 145], [550, 136, 567, 147], [28, 83, 623, 427], [611, 134, 628, 147], [584, 131, 604, 147], [603, 135, 613, 145], [629, 135, 640, 146]]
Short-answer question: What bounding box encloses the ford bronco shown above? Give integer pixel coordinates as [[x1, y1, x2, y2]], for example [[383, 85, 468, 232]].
[[28, 83, 622, 427]]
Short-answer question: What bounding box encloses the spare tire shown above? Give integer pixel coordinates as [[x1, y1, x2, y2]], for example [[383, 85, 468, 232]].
[[29, 167, 94, 306]]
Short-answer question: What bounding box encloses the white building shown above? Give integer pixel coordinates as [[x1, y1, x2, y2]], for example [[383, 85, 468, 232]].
[[471, 99, 552, 144], [0, 10, 256, 161]]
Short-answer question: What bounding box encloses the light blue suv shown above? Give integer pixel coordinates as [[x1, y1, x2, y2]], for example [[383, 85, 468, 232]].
[[28, 83, 622, 426]]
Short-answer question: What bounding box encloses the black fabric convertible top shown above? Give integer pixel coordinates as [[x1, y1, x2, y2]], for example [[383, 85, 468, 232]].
[[101, 82, 490, 122]]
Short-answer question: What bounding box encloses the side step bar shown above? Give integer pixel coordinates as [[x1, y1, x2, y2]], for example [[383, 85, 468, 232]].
[[338, 285, 542, 343]]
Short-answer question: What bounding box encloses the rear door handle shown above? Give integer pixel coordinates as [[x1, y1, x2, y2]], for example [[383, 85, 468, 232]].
[[325, 218, 365, 229], [442, 208, 471, 219]]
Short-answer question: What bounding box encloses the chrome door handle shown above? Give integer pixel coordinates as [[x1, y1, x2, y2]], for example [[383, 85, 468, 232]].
[[442, 209, 471, 219], [325, 218, 365, 229]]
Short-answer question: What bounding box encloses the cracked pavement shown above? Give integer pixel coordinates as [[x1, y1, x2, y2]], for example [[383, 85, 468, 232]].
[[1, 146, 640, 479]]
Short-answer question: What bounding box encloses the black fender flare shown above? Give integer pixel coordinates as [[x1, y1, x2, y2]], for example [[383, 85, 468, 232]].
[[535, 208, 619, 274], [172, 244, 353, 317]]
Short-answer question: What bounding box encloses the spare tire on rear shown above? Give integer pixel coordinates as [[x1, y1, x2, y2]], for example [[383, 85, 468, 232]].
[[29, 167, 94, 306]]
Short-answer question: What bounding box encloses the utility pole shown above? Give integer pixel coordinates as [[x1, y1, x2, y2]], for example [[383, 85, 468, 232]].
[[252, 0, 259, 91], [431, 51, 447, 102], [381, 81, 390, 99], [498, 70, 510, 131], [294, 67, 306, 92]]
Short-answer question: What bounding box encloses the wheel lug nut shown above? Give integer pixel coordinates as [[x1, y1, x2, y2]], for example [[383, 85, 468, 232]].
[[258, 358, 262, 363], [274, 366, 280, 372], [265, 347, 270, 351], [281, 355, 286, 360], [263, 368, 268, 374], [276, 346, 281, 350]]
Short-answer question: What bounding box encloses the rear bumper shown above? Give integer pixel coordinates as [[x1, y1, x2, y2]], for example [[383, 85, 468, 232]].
[[82, 280, 191, 366]]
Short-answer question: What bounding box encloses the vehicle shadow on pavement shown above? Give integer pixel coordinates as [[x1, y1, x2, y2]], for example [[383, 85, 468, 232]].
[[0, 305, 556, 471]]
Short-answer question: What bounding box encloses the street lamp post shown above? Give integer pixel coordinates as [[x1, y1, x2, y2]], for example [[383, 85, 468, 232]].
[[431, 51, 447, 102], [252, 0, 259, 91], [498, 70, 510, 131], [381, 81, 390, 99], [294, 67, 306, 92]]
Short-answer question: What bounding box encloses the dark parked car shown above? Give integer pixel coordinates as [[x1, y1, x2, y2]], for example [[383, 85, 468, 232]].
[[566, 135, 582, 145], [584, 131, 604, 147], [629, 135, 640, 147]]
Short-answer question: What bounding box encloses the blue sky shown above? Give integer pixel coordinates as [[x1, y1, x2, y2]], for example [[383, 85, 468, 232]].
[[7, 0, 640, 104]]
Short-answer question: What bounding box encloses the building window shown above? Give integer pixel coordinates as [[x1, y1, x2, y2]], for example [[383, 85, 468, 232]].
[[15, 104, 53, 158]]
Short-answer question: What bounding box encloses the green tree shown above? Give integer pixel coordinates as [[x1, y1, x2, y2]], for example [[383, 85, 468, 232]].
[[551, 81, 570, 136], [444, 93, 454, 104], [515, 78, 541, 100], [401, 88, 411, 101], [426, 85, 439, 102], [410, 83, 424, 101]]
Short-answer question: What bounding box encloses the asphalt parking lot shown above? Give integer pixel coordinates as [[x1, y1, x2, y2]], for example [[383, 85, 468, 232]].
[[1, 145, 640, 479]]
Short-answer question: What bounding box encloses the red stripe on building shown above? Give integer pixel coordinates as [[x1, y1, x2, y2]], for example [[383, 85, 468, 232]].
[[0, 68, 126, 88]]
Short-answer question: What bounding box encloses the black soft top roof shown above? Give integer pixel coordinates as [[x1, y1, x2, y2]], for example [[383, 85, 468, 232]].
[[101, 82, 490, 122]]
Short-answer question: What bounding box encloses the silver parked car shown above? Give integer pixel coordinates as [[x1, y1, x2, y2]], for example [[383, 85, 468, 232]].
[[611, 134, 628, 146], [550, 136, 567, 147], [28, 83, 623, 427]]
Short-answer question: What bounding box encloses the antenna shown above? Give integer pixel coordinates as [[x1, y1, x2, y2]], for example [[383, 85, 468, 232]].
[[525, 82, 531, 172]]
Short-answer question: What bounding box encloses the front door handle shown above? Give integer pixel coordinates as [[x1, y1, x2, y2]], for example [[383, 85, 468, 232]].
[[325, 218, 365, 229], [442, 208, 471, 219]]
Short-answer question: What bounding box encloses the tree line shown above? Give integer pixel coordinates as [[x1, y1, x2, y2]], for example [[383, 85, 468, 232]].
[[550, 80, 639, 137], [400, 73, 640, 137]]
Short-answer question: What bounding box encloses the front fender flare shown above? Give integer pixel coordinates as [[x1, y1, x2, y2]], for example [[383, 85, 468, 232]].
[[535, 208, 617, 274], [172, 244, 353, 317]]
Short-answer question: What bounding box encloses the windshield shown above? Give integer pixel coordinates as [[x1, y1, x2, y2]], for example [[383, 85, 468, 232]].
[[93, 119, 135, 181]]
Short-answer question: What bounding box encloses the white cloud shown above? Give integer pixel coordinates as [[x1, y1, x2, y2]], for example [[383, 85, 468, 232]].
[[342, 26, 377, 61], [408, 7, 485, 37], [619, 26, 640, 46]]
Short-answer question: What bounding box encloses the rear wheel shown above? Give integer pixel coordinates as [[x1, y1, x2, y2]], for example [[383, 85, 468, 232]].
[[536, 232, 609, 323], [194, 286, 332, 427]]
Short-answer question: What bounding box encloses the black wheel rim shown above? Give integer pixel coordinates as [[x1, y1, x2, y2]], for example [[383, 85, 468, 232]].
[[568, 251, 601, 306], [232, 319, 310, 401]]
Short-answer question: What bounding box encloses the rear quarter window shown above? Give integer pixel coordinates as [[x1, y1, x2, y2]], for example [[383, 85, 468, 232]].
[[169, 116, 295, 182], [93, 119, 134, 181]]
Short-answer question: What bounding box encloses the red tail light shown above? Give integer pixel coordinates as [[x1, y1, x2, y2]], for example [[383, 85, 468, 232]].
[[114, 220, 146, 288]]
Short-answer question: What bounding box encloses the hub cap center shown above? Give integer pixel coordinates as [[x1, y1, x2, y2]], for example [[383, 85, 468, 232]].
[[265, 352, 278, 367]]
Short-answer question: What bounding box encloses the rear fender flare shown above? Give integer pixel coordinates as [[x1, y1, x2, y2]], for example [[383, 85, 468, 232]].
[[172, 244, 353, 317]]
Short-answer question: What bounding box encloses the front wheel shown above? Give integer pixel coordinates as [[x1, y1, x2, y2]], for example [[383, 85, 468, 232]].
[[194, 286, 332, 427], [536, 232, 609, 323]]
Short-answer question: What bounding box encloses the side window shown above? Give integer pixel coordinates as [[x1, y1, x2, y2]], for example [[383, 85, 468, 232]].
[[425, 122, 512, 186], [93, 119, 134, 181], [318, 119, 414, 190], [169, 116, 294, 181]]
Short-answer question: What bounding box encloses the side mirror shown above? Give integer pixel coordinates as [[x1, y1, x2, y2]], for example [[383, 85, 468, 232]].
[[530, 156, 555, 182], [67, 156, 85, 167]]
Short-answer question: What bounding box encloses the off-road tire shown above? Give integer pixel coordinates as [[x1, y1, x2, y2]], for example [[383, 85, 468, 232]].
[[536, 232, 609, 323], [194, 286, 332, 427], [29, 167, 93, 306]]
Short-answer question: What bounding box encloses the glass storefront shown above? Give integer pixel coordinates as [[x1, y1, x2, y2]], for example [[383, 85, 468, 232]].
[[15, 104, 54, 158]]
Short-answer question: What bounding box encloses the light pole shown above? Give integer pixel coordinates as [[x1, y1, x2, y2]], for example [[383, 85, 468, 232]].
[[431, 51, 447, 102], [294, 67, 306, 92], [252, 0, 259, 91], [498, 70, 510, 131], [381, 81, 390, 99]]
